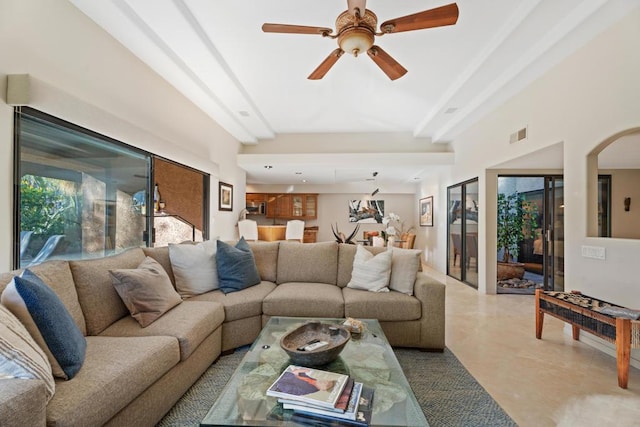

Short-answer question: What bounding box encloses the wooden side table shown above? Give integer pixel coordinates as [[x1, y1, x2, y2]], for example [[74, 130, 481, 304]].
[[535, 289, 639, 389]]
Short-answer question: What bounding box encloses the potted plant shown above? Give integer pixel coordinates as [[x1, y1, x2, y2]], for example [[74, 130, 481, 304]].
[[381, 212, 414, 245], [497, 192, 539, 280]]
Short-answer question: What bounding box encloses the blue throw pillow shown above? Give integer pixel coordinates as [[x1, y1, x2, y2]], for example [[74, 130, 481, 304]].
[[1, 269, 87, 379], [216, 237, 261, 294]]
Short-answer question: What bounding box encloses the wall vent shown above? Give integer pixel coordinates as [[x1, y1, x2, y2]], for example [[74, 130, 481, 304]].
[[509, 126, 528, 144]]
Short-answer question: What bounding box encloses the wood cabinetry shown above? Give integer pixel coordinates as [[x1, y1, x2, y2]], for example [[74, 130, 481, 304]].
[[257, 226, 286, 242], [261, 193, 318, 219], [303, 228, 318, 243], [246, 193, 266, 203]]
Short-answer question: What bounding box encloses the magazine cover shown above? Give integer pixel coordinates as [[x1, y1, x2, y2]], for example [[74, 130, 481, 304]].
[[284, 382, 363, 421], [267, 365, 350, 409], [279, 378, 355, 413]]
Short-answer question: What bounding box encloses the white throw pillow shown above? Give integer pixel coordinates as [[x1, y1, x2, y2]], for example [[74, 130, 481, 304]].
[[0, 304, 55, 402], [169, 240, 218, 297], [389, 248, 422, 295], [347, 245, 392, 292]]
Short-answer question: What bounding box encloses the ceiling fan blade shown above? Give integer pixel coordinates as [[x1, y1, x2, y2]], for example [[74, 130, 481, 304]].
[[308, 49, 344, 80], [367, 46, 407, 80], [347, 0, 367, 16], [380, 3, 459, 34], [262, 23, 333, 35]]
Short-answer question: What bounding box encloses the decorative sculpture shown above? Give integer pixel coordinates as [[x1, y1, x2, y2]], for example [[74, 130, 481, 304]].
[[331, 223, 360, 244]]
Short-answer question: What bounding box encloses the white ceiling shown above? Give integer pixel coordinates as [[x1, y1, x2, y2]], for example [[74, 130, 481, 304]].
[[70, 0, 636, 185]]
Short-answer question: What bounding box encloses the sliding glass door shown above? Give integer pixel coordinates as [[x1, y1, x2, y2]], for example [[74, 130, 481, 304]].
[[496, 175, 564, 294], [447, 178, 479, 288], [544, 176, 564, 291]]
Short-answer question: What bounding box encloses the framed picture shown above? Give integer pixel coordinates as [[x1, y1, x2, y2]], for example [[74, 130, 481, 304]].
[[349, 199, 384, 223], [218, 181, 233, 211], [420, 196, 433, 227]]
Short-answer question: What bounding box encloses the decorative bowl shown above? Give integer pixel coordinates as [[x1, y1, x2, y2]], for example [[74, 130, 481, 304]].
[[280, 321, 351, 367]]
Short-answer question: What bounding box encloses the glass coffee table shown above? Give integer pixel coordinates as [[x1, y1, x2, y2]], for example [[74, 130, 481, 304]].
[[201, 317, 428, 426]]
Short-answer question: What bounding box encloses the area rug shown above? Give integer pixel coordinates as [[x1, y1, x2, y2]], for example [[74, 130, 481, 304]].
[[157, 347, 515, 427]]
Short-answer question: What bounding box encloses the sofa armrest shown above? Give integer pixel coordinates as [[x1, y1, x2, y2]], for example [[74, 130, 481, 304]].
[[0, 378, 47, 427], [413, 271, 446, 351]]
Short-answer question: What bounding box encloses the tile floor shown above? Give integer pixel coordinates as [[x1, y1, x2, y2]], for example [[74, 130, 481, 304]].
[[431, 268, 640, 426]]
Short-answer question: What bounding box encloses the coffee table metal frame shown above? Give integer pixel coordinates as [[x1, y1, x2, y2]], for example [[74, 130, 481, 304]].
[[201, 316, 428, 426]]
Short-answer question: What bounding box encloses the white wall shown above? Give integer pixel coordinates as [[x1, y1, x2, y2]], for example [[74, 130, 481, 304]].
[[419, 7, 640, 363], [316, 193, 416, 243], [246, 184, 417, 244], [0, 0, 245, 269]]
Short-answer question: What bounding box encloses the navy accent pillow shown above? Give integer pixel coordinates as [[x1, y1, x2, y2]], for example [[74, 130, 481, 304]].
[[11, 270, 87, 379], [216, 237, 261, 294]]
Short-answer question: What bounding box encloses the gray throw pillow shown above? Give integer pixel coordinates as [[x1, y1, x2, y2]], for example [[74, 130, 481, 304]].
[[216, 237, 261, 294], [169, 240, 218, 297], [109, 257, 182, 327]]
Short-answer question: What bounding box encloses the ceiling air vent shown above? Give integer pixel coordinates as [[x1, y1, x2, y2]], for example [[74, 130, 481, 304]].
[[509, 126, 528, 144]]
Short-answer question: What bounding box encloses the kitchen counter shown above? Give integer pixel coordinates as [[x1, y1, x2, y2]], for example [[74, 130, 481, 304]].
[[257, 225, 286, 242], [257, 225, 318, 243]]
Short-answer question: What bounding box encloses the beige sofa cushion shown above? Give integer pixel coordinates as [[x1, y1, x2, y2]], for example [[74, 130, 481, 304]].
[[189, 281, 276, 322], [337, 244, 387, 288], [276, 241, 338, 285], [0, 261, 86, 335], [342, 287, 421, 321], [70, 249, 147, 336], [263, 282, 344, 318], [98, 301, 224, 361], [0, 378, 47, 427], [248, 241, 279, 282], [47, 335, 179, 427]]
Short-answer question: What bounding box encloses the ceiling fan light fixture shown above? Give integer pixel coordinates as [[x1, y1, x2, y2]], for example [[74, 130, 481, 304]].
[[338, 28, 374, 56]]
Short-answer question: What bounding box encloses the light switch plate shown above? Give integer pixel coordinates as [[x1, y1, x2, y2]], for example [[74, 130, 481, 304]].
[[581, 245, 605, 260]]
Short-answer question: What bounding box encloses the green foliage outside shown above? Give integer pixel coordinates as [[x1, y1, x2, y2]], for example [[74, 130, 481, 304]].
[[497, 192, 539, 263], [20, 175, 81, 237]]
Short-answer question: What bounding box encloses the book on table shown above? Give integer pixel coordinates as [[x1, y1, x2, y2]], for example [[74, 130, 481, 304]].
[[290, 384, 374, 427], [266, 365, 350, 409], [283, 381, 363, 421]]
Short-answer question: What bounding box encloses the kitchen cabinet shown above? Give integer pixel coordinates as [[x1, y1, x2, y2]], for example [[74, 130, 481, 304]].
[[289, 194, 317, 219], [246, 193, 266, 203], [261, 193, 317, 219], [303, 227, 318, 243]]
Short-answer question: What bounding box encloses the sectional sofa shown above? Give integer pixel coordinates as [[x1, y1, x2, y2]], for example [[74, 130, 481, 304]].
[[0, 240, 445, 426]]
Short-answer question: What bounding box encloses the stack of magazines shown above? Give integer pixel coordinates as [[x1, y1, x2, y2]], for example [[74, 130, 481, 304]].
[[266, 365, 374, 426]]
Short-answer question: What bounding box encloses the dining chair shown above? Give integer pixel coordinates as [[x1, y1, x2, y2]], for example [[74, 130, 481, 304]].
[[402, 233, 416, 249], [238, 219, 258, 241], [371, 236, 385, 247], [285, 220, 305, 242]]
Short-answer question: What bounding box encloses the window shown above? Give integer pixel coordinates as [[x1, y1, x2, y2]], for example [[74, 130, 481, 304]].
[[15, 108, 152, 268]]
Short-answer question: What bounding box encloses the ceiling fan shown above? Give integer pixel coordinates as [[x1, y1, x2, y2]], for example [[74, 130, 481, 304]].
[[262, 1, 459, 80]]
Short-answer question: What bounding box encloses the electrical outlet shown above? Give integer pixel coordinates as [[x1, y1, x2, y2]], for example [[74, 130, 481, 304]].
[[581, 245, 605, 260]]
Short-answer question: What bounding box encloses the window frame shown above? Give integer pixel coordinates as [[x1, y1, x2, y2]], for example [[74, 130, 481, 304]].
[[13, 107, 209, 268]]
